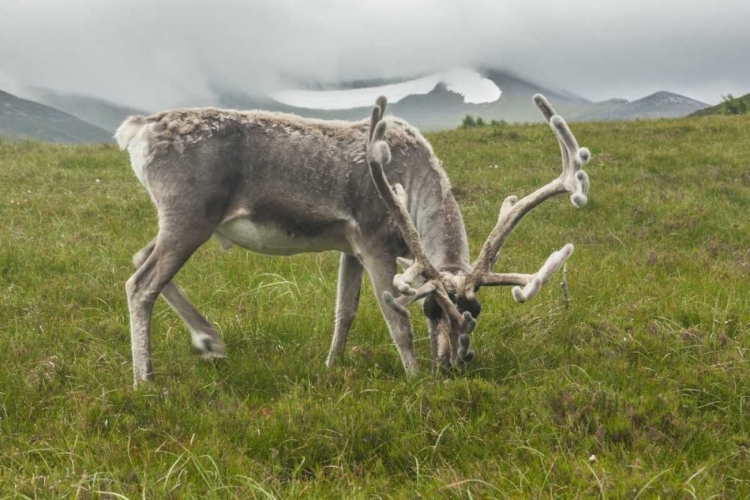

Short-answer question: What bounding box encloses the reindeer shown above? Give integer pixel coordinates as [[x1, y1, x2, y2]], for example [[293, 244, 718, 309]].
[[115, 94, 590, 385]]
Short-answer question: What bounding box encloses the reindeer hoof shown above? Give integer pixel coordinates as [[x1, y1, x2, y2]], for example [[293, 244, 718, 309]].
[[192, 332, 227, 359]]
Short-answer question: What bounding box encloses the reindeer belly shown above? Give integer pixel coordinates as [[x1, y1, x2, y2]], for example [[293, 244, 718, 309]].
[[216, 217, 350, 256]]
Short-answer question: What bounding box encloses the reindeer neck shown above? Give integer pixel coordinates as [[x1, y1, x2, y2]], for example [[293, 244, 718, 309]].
[[406, 166, 471, 273]]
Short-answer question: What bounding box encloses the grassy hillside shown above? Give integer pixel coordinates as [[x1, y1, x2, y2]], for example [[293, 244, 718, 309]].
[[1, 115, 750, 498], [691, 93, 750, 117]]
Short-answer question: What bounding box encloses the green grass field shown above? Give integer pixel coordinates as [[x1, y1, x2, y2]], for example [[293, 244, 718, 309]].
[[1, 115, 750, 498]]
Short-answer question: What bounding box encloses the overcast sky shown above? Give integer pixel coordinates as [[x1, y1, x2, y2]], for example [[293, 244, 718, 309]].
[[1, 0, 748, 109]]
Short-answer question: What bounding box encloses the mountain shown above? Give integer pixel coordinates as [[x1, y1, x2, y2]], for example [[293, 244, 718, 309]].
[[568, 98, 629, 121], [27, 89, 147, 133], [572, 92, 709, 121], [0, 90, 112, 143], [689, 93, 750, 117], [261, 69, 590, 130]]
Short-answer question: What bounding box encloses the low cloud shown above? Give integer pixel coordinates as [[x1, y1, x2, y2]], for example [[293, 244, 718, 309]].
[[1, 0, 748, 109]]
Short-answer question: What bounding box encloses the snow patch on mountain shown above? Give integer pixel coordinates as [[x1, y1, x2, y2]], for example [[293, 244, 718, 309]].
[[272, 68, 501, 110]]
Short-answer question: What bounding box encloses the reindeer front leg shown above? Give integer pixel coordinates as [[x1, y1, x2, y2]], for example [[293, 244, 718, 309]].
[[362, 251, 419, 377]]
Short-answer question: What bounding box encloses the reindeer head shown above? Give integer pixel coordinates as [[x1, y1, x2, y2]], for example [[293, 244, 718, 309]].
[[366, 95, 591, 371]]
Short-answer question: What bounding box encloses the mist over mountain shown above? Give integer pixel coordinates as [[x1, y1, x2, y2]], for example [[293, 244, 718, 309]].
[[3, 0, 748, 111]]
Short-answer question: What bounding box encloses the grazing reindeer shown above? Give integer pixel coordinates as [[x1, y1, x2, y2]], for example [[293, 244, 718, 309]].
[[116, 94, 591, 385], [367, 96, 590, 370]]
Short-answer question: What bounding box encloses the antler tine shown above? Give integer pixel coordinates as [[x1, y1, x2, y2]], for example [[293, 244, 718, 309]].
[[511, 244, 573, 303], [535, 94, 572, 179], [368, 108, 380, 145], [533, 93, 556, 121], [535, 94, 591, 208], [397, 256, 414, 268], [550, 116, 591, 208], [477, 243, 574, 301], [368, 96, 388, 145], [457, 333, 475, 364], [433, 287, 476, 334], [536, 93, 584, 161], [463, 95, 591, 302], [383, 281, 437, 318], [376, 95, 387, 116]]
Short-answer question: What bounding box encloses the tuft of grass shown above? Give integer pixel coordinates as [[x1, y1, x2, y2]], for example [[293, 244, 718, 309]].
[[1, 116, 750, 498]]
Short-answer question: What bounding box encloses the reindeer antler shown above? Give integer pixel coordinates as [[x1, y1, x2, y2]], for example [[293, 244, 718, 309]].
[[366, 96, 476, 361], [367, 97, 439, 290], [463, 94, 591, 302]]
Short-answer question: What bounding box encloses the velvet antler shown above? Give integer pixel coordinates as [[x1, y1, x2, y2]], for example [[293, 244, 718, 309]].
[[462, 95, 591, 302]]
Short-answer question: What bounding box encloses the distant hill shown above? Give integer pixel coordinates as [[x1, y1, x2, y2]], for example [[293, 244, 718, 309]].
[[0, 90, 112, 143], [568, 98, 629, 121], [690, 93, 750, 117], [572, 92, 709, 121], [27, 89, 147, 133]]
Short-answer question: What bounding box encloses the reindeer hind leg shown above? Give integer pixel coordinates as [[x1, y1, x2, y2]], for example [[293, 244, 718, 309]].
[[132, 238, 226, 359], [127, 220, 217, 385]]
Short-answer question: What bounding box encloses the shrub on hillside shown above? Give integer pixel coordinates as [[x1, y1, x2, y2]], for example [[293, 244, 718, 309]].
[[461, 114, 477, 128], [721, 94, 748, 115]]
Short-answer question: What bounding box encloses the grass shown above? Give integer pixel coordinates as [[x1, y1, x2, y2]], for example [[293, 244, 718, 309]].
[[1, 115, 750, 498]]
